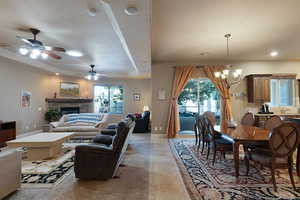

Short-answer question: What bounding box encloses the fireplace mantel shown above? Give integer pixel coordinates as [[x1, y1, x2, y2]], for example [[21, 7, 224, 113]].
[[46, 98, 94, 113], [45, 98, 94, 103]]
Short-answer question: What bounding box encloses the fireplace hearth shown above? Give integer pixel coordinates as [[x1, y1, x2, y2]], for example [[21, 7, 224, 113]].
[[61, 107, 80, 115]]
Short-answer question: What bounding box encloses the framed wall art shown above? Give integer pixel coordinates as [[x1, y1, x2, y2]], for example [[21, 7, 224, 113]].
[[60, 82, 80, 97], [133, 93, 141, 101], [21, 90, 31, 108]]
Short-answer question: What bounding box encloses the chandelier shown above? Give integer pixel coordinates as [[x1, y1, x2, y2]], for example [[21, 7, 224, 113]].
[[214, 34, 243, 87], [85, 64, 99, 80]]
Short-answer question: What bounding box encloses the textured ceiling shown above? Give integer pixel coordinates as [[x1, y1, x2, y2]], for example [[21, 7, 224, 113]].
[[0, 0, 151, 78], [152, 0, 300, 62]]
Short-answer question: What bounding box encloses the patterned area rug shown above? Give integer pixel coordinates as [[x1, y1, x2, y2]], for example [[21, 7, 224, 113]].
[[170, 139, 300, 200], [21, 138, 93, 188]]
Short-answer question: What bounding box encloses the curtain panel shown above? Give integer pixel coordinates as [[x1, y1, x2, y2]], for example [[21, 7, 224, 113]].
[[166, 66, 196, 138], [203, 66, 233, 132]]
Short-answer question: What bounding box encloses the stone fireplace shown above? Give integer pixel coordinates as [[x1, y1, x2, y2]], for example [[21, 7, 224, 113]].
[[45, 98, 94, 114]]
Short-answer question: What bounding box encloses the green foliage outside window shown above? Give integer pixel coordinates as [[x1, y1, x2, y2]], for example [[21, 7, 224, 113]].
[[178, 79, 220, 106]]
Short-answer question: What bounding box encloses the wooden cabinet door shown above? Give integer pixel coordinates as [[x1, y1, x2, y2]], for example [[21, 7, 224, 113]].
[[262, 78, 270, 102], [253, 77, 264, 102], [247, 75, 271, 103]]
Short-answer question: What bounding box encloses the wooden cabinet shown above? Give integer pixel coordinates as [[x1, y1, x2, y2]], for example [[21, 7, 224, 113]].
[[247, 74, 271, 103], [0, 121, 16, 148]]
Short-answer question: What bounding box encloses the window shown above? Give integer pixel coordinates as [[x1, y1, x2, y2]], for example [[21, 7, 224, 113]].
[[178, 79, 221, 126], [94, 85, 124, 114], [270, 79, 294, 107]]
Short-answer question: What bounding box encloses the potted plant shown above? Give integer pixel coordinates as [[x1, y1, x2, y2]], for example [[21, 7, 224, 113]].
[[44, 109, 61, 123]]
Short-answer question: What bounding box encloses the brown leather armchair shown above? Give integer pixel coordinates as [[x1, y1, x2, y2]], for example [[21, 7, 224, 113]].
[[74, 120, 131, 180]]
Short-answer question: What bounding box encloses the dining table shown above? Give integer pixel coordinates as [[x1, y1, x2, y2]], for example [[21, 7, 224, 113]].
[[218, 125, 270, 177]]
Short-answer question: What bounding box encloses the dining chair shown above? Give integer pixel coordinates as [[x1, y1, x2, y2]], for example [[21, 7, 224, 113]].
[[203, 111, 216, 126], [194, 114, 200, 146], [197, 115, 209, 153], [205, 116, 233, 164], [244, 115, 283, 152], [241, 112, 255, 126], [264, 115, 283, 130], [244, 122, 300, 192]]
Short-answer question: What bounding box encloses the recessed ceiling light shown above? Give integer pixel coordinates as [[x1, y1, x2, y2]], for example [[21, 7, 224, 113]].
[[125, 6, 138, 15], [66, 50, 83, 57], [270, 51, 278, 57]]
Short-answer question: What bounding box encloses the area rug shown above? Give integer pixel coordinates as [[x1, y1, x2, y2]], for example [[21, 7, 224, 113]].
[[170, 138, 300, 200], [21, 138, 92, 188], [21, 149, 74, 188]]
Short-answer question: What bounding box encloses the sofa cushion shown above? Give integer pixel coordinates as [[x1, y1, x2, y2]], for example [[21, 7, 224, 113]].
[[64, 113, 104, 126], [93, 134, 113, 146], [53, 126, 100, 132]]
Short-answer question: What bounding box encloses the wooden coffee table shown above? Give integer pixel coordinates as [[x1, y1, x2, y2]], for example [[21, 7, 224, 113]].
[[7, 132, 74, 160]]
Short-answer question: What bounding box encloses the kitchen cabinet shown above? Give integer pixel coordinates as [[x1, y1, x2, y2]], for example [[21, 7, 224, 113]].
[[247, 74, 271, 103]]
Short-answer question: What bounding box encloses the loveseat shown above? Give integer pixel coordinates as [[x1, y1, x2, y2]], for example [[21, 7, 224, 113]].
[[74, 116, 135, 180], [49, 113, 122, 136], [0, 149, 22, 199]]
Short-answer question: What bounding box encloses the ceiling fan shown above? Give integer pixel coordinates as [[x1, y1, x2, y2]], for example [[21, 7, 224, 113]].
[[16, 28, 65, 60], [85, 64, 107, 80]]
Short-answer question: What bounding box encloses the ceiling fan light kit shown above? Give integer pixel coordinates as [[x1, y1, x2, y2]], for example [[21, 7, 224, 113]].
[[85, 64, 99, 81]]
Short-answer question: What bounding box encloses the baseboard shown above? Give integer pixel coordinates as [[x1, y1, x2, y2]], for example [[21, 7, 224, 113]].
[[17, 129, 43, 138]]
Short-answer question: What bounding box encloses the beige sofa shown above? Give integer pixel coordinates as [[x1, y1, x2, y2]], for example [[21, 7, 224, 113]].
[[0, 149, 22, 199], [50, 113, 122, 136]]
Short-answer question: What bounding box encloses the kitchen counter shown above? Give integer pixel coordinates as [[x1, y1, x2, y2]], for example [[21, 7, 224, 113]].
[[255, 113, 300, 116], [254, 113, 300, 127]]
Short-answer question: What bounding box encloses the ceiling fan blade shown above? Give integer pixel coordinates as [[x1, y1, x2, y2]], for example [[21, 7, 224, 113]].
[[44, 50, 61, 60], [16, 36, 32, 45], [45, 46, 66, 52], [51, 47, 66, 52]]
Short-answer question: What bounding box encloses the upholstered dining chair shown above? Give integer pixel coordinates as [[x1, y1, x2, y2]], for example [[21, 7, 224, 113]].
[[205, 116, 233, 164], [194, 114, 200, 146], [244, 115, 284, 152], [241, 112, 255, 126], [244, 122, 300, 192], [197, 115, 209, 153], [203, 111, 216, 126], [264, 115, 283, 130]]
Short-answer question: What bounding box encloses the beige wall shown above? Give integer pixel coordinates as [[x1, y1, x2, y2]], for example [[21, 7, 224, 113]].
[[151, 61, 300, 134], [47, 75, 152, 117], [230, 61, 300, 121], [0, 56, 52, 134], [0, 56, 151, 135]]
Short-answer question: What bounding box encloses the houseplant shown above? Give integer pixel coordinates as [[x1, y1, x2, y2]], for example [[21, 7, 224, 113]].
[[45, 109, 61, 123]]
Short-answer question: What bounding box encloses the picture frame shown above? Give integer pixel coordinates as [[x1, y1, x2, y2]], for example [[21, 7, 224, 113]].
[[21, 90, 31, 108], [133, 93, 141, 101], [60, 82, 80, 97], [158, 89, 166, 100]]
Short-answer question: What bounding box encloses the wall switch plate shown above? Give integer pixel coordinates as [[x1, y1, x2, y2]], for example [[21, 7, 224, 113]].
[[154, 126, 158, 131]]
